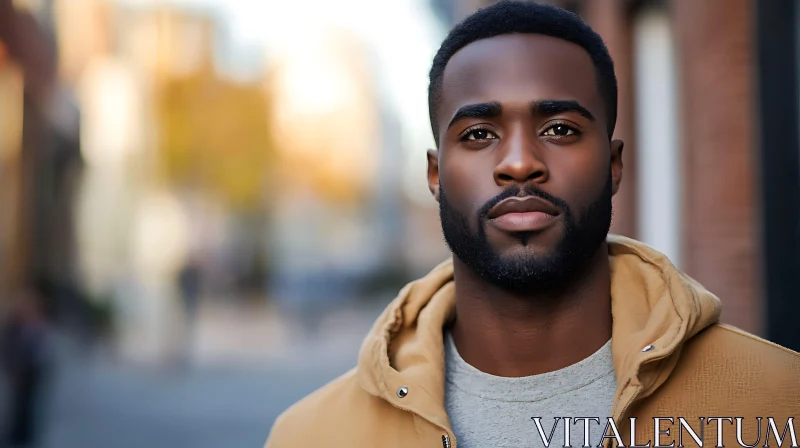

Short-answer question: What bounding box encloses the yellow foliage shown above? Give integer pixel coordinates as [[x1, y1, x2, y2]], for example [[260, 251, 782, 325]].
[[155, 69, 275, 209]]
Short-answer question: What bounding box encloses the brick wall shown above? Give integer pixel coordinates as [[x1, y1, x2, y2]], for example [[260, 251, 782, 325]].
[[671, 0, 762, 334], [581, 0, 638, 239]]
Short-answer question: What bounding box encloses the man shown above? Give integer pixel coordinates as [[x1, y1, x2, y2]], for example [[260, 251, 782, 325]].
[[264, 2, 800, 447]]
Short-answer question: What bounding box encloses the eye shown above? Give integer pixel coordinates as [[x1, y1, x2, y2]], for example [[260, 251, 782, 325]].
[[461, 127, 498, 141], [542, 124, 578, 137]]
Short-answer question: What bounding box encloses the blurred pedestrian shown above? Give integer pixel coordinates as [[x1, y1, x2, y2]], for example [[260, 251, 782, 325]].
[[177, 259, 202, 365], [1, 286, 53, 448]]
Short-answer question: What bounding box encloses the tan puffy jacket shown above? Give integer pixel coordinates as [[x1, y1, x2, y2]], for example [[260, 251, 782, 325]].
[[264, 235, 800, 448]]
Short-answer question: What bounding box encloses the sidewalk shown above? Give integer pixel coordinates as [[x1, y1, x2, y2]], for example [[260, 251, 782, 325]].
[[30, 300, 386, 448], [0, 299, 389, 448]]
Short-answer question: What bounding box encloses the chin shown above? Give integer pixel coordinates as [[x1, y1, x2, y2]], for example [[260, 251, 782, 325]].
[[495, 243, 557, 262], [477, 256, 569, 292], [490, 228, 564, 256]]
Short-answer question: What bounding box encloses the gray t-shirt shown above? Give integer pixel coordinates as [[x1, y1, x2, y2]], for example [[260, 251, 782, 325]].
[[444, 331, 617, 448]]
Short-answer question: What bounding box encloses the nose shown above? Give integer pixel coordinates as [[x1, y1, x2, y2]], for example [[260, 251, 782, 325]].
[[493, 131, 548, 186]]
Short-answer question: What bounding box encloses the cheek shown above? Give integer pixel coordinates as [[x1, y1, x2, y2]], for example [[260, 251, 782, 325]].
[[547, 146, 609, 204], [440, 151, 496, 210]]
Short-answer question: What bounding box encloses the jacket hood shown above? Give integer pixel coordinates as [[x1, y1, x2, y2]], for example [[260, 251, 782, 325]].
[[356, 234, 722, 434]]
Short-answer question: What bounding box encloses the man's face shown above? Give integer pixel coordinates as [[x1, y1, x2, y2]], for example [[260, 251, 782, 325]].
[[427, 34, 623, 292]]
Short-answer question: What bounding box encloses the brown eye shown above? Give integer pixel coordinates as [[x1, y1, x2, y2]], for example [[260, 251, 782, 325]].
[[463, 128, 497, 141], [543, 124, 576, 137]]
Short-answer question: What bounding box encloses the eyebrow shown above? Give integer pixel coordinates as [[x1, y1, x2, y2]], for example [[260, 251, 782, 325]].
[[445, 99, 596, 130], [447, 101, 503, 129], [532, 100, 595, 121]]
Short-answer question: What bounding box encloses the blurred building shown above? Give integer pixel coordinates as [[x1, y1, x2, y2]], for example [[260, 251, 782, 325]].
[[78, 3, 282, 361], [0, 0, 84, 324], [2, 0, 451, 361], [432, 0, 800, 351], [263, 26, 415, 319], [50, 0, 282, 360]]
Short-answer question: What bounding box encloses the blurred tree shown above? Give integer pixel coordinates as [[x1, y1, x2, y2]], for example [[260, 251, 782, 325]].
[[155, 63, 276, 211], [263, 29, 380, 207]]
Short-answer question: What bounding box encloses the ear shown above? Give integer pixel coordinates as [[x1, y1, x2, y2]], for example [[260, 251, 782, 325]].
[[426, 149, 441, 203], [610, 139, 624, 196]]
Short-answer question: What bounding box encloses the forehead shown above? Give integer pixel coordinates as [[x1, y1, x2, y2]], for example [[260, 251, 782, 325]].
[[439, 33, 604, 123]]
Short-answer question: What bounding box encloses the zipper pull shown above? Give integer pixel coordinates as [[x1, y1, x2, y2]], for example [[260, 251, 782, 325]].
[[442, 434, 451, 448]]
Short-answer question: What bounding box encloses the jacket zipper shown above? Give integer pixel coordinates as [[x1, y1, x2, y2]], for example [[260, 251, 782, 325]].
[[442, 434, 451, 448], [604, 389, 639, 448]]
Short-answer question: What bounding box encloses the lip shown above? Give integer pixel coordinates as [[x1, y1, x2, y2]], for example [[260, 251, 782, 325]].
[[486, 196, 561, 233]]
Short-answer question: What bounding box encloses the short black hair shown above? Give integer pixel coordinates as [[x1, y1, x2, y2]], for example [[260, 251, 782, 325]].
[[428, 0, 618, 146]]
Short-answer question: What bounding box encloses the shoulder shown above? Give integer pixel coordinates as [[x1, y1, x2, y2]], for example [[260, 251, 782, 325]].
[[263, 367, 387, 448], [690, 323, 800, 367], [634, 323, 800, 416], [677, 323, 800, 395]]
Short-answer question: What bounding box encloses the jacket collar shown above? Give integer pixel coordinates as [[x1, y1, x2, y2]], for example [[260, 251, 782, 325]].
[[356, 234, 722, 434]]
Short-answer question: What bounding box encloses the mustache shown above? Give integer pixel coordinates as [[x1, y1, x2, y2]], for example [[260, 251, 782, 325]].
[[477, 184, 570, 220]]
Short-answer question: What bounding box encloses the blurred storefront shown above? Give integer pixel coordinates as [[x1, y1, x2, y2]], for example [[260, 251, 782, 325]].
[[432, 0, 800, 351]]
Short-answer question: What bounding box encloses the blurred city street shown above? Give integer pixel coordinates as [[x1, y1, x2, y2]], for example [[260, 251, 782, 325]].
[[9, 300, 387, 448], [2, 0, 800, 445]]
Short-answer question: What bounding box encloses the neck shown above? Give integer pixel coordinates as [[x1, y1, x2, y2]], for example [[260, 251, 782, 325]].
[[449, 243, 613, 377]]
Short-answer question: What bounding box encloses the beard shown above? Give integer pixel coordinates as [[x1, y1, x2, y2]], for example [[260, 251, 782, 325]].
[[439, 171, 613, 294]]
